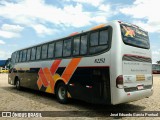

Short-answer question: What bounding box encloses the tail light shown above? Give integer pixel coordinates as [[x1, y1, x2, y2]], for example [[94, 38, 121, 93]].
[[116, 75, 123, 88]]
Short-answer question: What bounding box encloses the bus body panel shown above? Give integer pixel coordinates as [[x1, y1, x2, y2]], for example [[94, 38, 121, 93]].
[[112, 88, 153, 105], [8, 51, 111, 104], [8, 21, 153, 105], [109, 22, 153, 105]]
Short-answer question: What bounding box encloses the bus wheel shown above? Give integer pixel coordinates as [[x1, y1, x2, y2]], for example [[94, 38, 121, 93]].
[[56, 82, 68, 104], [15, 78, 21, 90]]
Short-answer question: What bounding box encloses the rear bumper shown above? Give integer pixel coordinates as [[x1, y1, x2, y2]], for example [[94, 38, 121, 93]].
[[111, 87, 153, 105]]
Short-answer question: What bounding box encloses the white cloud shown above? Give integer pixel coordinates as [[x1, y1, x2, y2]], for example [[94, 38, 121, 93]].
[[0, 50, 11, 59], [152, 51, 160, 55], [31, 24, 59, 36], [0, 30, 20, 38], [65, 0, 104, 7], [1, 24, 24, 32], [0, 40, 5, 45], [0, 24, 23, 38], [152, 49, 160, 63], [132, 20, 160, 33], [99, 4, 110, 12], [0, 0, 112, 29], [119, 0, 160, 33]]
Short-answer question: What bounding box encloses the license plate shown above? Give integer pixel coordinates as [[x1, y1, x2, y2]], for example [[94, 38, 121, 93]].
[[136, 75, 145, 81], [137, 85, 144, 90]]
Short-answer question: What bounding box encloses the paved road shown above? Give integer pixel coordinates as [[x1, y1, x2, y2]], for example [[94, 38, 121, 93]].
[[0, 74, 160, 120]]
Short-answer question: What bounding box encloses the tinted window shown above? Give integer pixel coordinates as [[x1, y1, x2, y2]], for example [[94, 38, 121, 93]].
[[22, 50, 27, 62], [80, 35, 87, 55], [19, 51, 23, 62], [121, 24, 150, 49], [73, 37, 80, 55], [48, 43, 54, 58], [36, 46, 41, 60], [11, 52, 16, 64], [89, 46, 107, 54], [41, 44, 48, 59], [89, 29, 109, 54], [16, 51, 19, 63], [90, 32, 98, 46], [63, 39, 71, 57], [100, 30, 108, 45], [27, 49, 31, 61], [31, 47, 36, 60], [55, 41, 63, 57]]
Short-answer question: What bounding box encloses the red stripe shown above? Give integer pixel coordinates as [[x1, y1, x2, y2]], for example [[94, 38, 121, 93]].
[[38, 68, 49, 87], [50, 59, 61, 75], [55, 66, 109, 68], [124, 54, 150, 59], [77, 66, 110, 68], [43, 67, 55, 91]]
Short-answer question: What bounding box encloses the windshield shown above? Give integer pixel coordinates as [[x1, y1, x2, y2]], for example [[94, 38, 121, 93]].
[[121, 23, 150, 49]]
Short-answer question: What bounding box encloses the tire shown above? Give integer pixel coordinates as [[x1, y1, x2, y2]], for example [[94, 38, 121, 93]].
[[56, 82, 68, 104], [15, 78, 21, 90]]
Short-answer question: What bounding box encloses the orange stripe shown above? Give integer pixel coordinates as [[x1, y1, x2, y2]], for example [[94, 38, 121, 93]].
[[61, 58, 81, 83], [50, 60, 61, 75], [91, 24, 105, 30], [37, 77, 42, 89], [43, 67, 55, 92], [38, 68, 49, 87]]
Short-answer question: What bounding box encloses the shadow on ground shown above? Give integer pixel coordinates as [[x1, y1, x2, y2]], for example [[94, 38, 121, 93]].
[[1, 86, 146, 117]]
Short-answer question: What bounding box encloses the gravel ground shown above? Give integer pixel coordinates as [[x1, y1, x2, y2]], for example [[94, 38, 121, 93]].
[[0, 73, 160, 120]]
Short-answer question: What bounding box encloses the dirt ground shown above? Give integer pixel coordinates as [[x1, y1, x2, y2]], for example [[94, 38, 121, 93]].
[[0, 73, 160, 120]]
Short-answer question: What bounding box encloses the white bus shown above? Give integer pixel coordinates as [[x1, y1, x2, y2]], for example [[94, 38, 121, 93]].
[[8, 20, 153, 105], [152, 64, 160, 74]]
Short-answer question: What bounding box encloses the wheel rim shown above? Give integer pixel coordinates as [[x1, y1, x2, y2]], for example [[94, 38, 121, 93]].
[[16, 81, 19, 88], [58, 86, 66, 100]]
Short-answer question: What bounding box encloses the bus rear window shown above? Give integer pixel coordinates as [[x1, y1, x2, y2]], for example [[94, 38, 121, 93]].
[[121, 24, 150, 49]]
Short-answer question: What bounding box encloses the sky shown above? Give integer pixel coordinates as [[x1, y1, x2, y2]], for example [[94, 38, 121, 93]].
[[0, 0, 159, 63]]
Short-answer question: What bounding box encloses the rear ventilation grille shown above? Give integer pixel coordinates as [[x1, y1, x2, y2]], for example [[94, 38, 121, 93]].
[[123, 55, 151, 63]]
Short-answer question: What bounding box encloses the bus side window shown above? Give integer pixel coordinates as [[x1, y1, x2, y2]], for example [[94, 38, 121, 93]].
[[22, 50, 27, 62], [19, 51, 23, 62], [11, 52, 16, 64], [55, 41, 63, 58], [41, 44, 48, 59], [63, 39, 71, 57], [89, 29, 109, 54], [100, 30, 108, 45], [80, 35, 87, 55], [89, 31, 98, 54], [90, 31, 98, 46], [31, 47, 36, 60], [48, 43, 54, 58], [14, 53, 16, 63], [73, 36, 80, 56], [16, 51, 19, 63], [36, 46, 41, 60], [27, 49, 31, 61]]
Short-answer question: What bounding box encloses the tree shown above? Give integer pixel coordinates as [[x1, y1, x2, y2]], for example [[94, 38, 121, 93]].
[[157, 61, 160, 64]]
